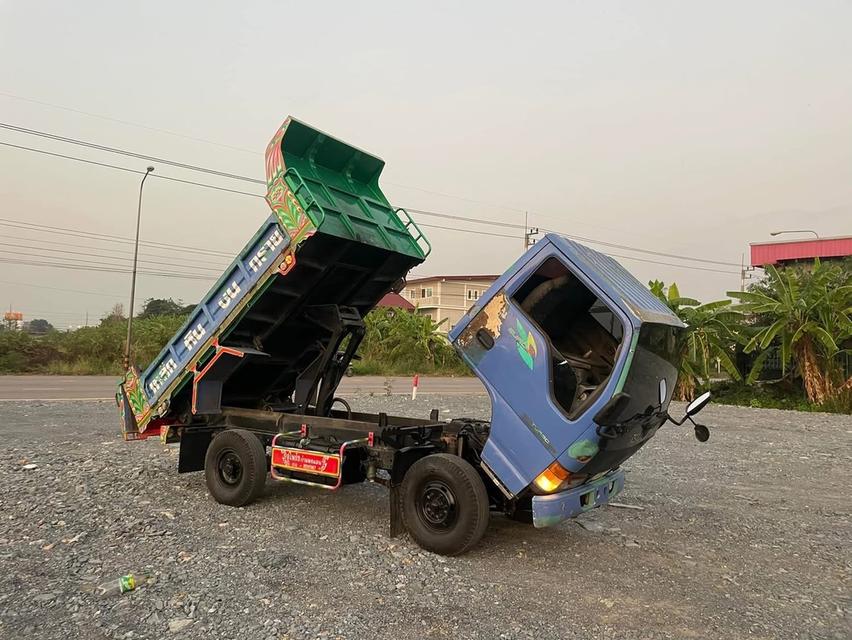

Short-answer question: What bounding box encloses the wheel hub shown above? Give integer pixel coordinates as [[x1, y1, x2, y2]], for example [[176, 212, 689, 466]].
[[218, 450, 243, 485], [419, 480, 457, 529]]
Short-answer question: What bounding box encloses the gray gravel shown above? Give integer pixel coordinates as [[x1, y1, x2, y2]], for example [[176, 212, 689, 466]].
[[0, 395, 849, 639]]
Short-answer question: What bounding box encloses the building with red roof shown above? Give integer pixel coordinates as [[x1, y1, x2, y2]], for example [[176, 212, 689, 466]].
[[750, 235, 852, 268]]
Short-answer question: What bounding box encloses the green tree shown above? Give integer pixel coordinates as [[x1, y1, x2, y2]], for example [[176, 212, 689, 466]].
[[649, 280, 742, 401], [139, 298, 194, 318], [26, 318, 54, 334], [728, 259, 852, 405], [358, 308, 466, 374]]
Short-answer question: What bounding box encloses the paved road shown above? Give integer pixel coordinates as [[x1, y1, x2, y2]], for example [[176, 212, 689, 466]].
[[0, 374, 484, 400]]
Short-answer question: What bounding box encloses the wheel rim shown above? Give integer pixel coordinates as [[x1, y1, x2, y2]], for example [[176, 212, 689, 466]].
[[416, 480, 458, 531], [217, 449, 243, 485]]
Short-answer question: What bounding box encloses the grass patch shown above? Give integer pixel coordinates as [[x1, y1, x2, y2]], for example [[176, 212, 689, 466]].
[[711, 380, 851, 414]]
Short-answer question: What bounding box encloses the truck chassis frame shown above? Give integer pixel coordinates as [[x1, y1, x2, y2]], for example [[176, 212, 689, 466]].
[[172, 405, 502, 554]]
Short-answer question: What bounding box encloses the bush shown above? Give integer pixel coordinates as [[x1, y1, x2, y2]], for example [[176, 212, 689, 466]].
[[711, 379, 851, 414], [0, 315, 187, 375], [0, 309, 469, 377], [355, 308, 468, 376]]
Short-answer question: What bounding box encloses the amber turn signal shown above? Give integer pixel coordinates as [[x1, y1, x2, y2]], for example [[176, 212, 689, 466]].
[[533, 461, 571, 493]]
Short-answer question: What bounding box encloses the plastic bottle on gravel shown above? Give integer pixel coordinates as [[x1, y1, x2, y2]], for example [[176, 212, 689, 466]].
[[97, 574, 136, 596]]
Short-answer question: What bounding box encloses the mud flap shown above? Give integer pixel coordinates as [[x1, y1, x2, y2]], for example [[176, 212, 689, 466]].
[[178, 430, 214, 473], [389, 483, 404, 537]]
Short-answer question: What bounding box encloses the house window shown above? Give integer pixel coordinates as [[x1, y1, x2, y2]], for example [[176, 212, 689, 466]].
[[421, 287, 433, 298], [409, 290, 417, 299], [467, 289, 479, 300]]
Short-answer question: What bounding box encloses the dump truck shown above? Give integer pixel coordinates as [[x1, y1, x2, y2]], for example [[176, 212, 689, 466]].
[[118, 117, 713, 556]]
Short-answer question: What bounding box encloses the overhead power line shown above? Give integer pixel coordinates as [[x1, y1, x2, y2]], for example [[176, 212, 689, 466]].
[[0, 141, 264, 199], [537, 226, 741, 268], [0, 234, 229, 270], [0, 279, 124, 299], [0, 122, 265, 185], [0, 245, 223, 275], [407, 207, 527, 230], [0, 217, 236, 258], [0, 126, 741, 274], [0, 91, 259, 155], [0, 257, 214, 281], [418, 222, 520, 240], [0, 249, 218, 279]]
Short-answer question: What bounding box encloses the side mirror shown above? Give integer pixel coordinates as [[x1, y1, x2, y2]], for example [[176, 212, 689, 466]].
[[686, 391, 711, 417]]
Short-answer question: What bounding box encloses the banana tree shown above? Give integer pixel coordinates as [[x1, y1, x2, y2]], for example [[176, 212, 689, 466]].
[[728, 259, 852, 404], [649, 281, 742, 401]]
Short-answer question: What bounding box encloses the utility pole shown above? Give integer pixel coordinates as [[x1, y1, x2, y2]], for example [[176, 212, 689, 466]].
[[740, 253, 756, 291], [124, 166, 155, 369], [524, 211, 539, 250]]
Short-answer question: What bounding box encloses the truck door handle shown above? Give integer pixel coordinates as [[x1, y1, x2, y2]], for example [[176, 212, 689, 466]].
[[476, 328, 495, 350]]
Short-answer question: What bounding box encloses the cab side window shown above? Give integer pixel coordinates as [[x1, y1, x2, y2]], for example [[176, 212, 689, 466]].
[[512, 257, 624, 417]]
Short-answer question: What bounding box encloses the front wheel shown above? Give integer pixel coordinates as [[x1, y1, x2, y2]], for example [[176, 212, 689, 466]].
[[204, 429, 267, 507], [401, 454, 490, 556]]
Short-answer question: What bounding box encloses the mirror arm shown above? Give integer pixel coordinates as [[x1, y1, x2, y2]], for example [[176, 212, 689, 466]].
[[665, 412, 687, 426]]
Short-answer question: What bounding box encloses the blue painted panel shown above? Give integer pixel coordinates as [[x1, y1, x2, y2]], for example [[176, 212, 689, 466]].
[[141, 215, 289, 406], [454, 239, 647, 494], [549, 234, 684, 327], [532, 468, 625, 528]]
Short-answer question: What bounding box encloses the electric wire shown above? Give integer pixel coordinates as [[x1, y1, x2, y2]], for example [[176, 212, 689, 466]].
[[0, 241, 226, 273], [0, 257, 214, 281], [0, 91, 259, 155], [0, 279, 124, 299], [0, 217, 236, 259], [0, 122, 742, 269], [0, 141, 264, 199], [0, 249, 219, 279]]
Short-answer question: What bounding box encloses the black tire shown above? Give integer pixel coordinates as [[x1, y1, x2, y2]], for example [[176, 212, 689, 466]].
[[204, 429, 267, 507], [401, 454, 490, 556]]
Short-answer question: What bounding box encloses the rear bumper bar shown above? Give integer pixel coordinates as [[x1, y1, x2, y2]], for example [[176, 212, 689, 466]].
[[531, 468, 625, 528]]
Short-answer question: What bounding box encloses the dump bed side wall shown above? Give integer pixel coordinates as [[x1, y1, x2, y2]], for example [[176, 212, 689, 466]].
[[139, 215, 292, 413]]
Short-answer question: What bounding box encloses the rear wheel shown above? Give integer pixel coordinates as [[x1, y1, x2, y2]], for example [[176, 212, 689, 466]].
[[401, 454, 490, 556], [204, 429, 267, 507]]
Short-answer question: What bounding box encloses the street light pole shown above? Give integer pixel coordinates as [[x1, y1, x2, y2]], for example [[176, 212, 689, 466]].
[[770, 229, 820, 239], [124, 166, 155, 369]]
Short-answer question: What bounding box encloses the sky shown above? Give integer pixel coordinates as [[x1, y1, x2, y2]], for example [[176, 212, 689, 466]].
[[0, 1, 850, 328]]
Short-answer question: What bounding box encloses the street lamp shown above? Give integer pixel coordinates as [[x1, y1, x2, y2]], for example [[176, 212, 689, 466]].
[[124, 166, 155, 369], [770, 229, 820, 239]]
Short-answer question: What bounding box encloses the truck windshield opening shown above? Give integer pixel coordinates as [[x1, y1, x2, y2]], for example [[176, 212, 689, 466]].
[[512, 257, 624, 418]]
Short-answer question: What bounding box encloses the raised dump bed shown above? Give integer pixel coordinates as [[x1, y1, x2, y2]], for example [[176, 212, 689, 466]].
[[118, 117, 429, 438]]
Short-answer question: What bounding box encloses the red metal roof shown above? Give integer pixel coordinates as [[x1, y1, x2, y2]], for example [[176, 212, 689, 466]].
[[750, 236, 852, 267], [376, 292, 415, 311]]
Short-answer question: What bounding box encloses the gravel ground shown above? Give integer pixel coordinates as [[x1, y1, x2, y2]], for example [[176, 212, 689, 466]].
[[0, 395, 849, 639]]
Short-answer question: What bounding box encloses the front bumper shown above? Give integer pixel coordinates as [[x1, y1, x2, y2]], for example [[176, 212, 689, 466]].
[[531, 468, 625, 528]]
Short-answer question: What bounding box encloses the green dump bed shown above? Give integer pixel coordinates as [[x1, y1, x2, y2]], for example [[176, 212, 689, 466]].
[[119, 118, 429, 436]]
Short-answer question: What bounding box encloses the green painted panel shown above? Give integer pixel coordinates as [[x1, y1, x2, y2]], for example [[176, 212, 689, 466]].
[[276, 118, 429, 259]]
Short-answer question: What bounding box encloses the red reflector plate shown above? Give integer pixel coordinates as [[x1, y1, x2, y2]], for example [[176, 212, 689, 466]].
[[271, 447, 340, 478]]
